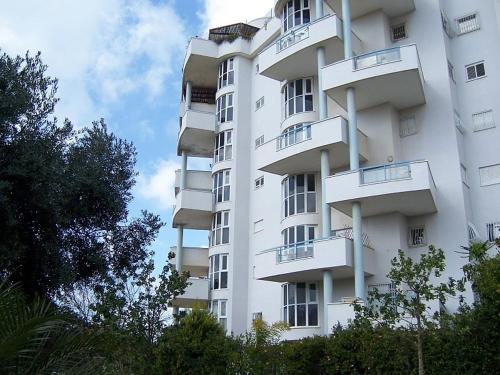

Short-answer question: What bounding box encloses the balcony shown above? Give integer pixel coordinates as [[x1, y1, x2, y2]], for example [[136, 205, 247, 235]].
[[254, 236, 375, 283], [255, 116, 368, 176], [172, 170, 213, 230], [324, 0, 415, 19], [322, 45, 425, 111], [171, 277, 209, 308], [258, 14, 362, 81], [325, 160, 437, 217], [177, 108, 216, 158], [183, 38, 219, 88], [169, 246, 209, 277]]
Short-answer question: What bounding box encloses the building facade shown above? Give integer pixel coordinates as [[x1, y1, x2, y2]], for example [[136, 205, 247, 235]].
[[171, 0, 500, 339]]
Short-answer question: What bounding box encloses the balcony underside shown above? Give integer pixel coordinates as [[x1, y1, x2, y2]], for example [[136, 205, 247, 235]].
[[172, 189, 213, 230], [177, 126, 215, 158], [324, 0, 415, 19], [169, 246, 209, 277], [171, 278, 209, 308]]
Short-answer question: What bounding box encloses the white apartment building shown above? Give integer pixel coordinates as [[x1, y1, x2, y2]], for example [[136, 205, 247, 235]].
[[170, 0, 500, 339]]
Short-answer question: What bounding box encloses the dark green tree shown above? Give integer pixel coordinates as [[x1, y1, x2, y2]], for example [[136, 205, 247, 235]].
[[0, 50, 162, 300]]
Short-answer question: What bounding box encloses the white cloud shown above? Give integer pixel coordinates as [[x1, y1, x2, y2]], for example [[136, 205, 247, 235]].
[[136, 158, 180, 209], [198, 0, 274, 36], [0, 0, 187, 126]]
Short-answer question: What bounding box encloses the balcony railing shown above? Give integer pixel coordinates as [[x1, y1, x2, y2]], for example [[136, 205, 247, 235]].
[[275, 124, 312, 150], [360, 162, 411, 185], [276, 23, 310, 53], [353, 47, 401, 70], [275, 239, 315, 263]]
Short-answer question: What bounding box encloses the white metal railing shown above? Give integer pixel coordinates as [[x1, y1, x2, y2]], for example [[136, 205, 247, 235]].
[[360, 162, 411, 184], [275, 239, 315, 263], [330, 228, 372, 249], [276, 24, 310, 53], [276, 124, 312, 150], [353, 47, 401, 70]]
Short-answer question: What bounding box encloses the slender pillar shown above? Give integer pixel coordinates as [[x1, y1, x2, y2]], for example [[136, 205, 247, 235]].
[[341, 0, 353, 58], [320, 150, 331, 238], [316, 47, 328, 121], [185, 81, 192, 111], [323, 270, 333, 335], [347, 87, 359, 170], [353, 202, 364, 299], [180, 151, 188, 190], [175, 225, 184, 274], [315, 0, 324, 19]]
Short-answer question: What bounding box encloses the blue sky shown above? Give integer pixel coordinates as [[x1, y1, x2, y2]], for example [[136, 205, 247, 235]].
[[0, 0, 273, 271]]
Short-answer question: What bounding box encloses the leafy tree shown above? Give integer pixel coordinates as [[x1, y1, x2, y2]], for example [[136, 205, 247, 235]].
[[355, 246, 464, 375], [0, 49, 162, 300]]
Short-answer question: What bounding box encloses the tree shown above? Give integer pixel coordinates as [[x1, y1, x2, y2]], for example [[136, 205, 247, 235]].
[[355, 246, 464, 375], [0, 50, 162, 300]]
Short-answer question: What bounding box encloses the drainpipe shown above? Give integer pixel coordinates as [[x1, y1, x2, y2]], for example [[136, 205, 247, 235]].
[[342, 0, 365, 301]]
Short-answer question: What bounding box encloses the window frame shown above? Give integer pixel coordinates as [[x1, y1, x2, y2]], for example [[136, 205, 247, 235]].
[[472, 109, 495, 132], [210, 299, 228, 330], [391, 23, 407, 42], [282, 174, 317, 218], [456, 12, 480, 35], [479, 164, 500, 187], [282, 282, 318, 327], [282, 0, 311, 32], [213, 169, 231, 203], [214, 130, 233, 164], [284, 78, 313, 119], [211, 210, 230, 246], [216, 93, 234, 123], [408, 226, 426, 248], [255, 176, 264, 190], [255, 96, 265, 111], [465, 61, 486, 81], [218, 58, 234, 89], [209, 254, 228, 290]]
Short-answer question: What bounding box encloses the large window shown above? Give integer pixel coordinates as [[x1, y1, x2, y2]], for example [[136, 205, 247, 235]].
[[282, 0, 310, 32], [216, 93, 234, 123], [282, 283, 318, 327], [282, 174, 316, 218], [211, 210, 230, 246], [280, 225, 315, 262], [218, 58, 234, 89], [214, 130, 232, 163], [213, 170, 230, 203], [278, 123, 311, 150], [209, 254, 228, 290], [210, 299, 227, 330], [284, 78, 313, 118]]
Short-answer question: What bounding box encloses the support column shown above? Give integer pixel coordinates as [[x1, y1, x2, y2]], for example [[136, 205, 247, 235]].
[[320, 150, 331, 238], [316, 47, 328, 121], [353, 202, 364, 300], [315, 0, 324, 19], [185, 81, 192, 111], [323, 270, 333, 335], [341, 0, 353, 59], [347, 87, 359, 170], [176, 225, 184, 272], [180, 151, 188, 190]]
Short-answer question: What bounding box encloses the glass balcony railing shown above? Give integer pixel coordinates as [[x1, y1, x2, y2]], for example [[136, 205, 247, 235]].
[[276, 123, 312, 151], [353, 47, 401, 70], [360, 162, 411, 184], [276, 24, 310, 53], [276, 240, 315, 263]]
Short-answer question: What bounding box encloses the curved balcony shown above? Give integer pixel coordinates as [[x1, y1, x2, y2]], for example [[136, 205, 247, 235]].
[[324, 0, 415, 19], [255, 116, 368, 176], [254, 235, 375, 283], [171, 277, 209, 308], [258, 14, 362, 81], [325, 160, 437, 217], [169, 246, 209, 277], [173, 170, 213, 230], [322, 45, 425, 111], [177, 108, 216, 158]]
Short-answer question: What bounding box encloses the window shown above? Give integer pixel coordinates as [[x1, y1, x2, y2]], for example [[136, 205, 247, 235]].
[[210, 300, 227, 330], [211, 211, 230, 246], [454, 110, 465, 133], [209, 254, 228, 290], [486, 222, 500, 242], [399, 115, 417, 137], [280, 225, 315, 262], [457, 13, 480, 35], [282, 0, 310, 32], [254, 219, 264, 233], [255, 96, 265, 111], [214, 130, 232, 163], [466, 61, 486, 81], [255, 135, 264, 148], [256, 64, 259, 73], [277, 123, 311, 150], [216, 93, 234, 123], [368, 283, 397, 313], [282, 283, 318, 327], [218, 58, 234, 89], [284, 78, 313, 118], [479, 164, 500, 186], [472, 110, 495, 132], [391, 23, 407, 41], [282, 174, 316, 218], [441, 10, 453, 37], [255, 176, 264, 189], [252, 312, 262, 321], [447, 60, 455, 82], [213, 170, 230, 203], [461, 164, 468, 186], [408, 226, 426, 247]]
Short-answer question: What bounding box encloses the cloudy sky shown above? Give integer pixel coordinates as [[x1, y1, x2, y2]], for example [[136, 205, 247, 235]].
[[0, 0, 273, 268]]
